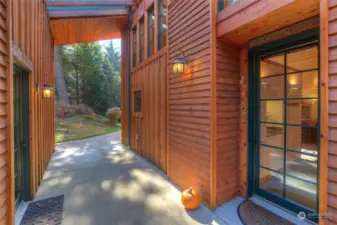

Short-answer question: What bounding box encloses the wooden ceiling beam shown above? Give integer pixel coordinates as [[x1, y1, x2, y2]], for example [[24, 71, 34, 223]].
[[47, 0, 136, 7], [49, 9, 129, 19]]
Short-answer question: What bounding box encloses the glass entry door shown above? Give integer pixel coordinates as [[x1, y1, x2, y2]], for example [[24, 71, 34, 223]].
[[250, 32, 320, 219]]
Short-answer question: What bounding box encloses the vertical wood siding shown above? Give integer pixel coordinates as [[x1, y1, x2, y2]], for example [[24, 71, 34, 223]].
[[168, 0, 211, 204], [328, 1, 337, 224], [130, 51, 168, 171], [215, 41, 240, 206], [121, 31, 129, 145], [5, 1, 54, 224]]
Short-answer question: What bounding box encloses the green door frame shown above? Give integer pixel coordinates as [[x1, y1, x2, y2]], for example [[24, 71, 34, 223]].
[[14, 64, 31, 206], [247, 28, 320, 222]]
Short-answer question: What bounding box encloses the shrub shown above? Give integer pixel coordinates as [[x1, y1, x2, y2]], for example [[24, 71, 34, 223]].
[[105, 107, 121, 125], [55, 103, 94, 118], [75, 104, 94, 115]]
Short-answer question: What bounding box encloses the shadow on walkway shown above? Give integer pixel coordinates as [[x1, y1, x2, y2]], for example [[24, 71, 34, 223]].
[[35, 131, 226, 225]]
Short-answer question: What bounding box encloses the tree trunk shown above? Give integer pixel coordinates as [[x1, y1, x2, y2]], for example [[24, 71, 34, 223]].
[[54, 46, 69, 104], [75, 68, 80, 105]]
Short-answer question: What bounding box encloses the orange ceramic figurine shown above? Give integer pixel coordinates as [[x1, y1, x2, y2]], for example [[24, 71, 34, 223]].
[[181, 187, 200, 210]]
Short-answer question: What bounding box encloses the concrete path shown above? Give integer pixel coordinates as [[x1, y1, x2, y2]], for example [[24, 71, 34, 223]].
[[34, 132, 227, 225]]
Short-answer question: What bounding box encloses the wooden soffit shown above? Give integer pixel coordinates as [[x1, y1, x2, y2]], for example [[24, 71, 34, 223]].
[[47, 0, 136, 6], [50, 16, 129, 45], [217, 0, 320, 46]]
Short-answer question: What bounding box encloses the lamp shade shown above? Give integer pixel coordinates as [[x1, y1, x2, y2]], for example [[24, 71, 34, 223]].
[[42, 84, 53, 99], [173, 58, 187, 74]]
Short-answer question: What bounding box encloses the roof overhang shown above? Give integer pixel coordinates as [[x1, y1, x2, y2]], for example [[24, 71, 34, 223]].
[[47, 4, 130, 45], [46, 0, 136, 7]]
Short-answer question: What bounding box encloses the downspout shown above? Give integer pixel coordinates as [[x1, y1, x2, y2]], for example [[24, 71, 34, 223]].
[[126, 7, 133, 146]]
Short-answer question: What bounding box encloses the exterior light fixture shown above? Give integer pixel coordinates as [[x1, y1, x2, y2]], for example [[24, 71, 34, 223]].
[[42, 84, 53, 99], [173, 57, 188, 74]]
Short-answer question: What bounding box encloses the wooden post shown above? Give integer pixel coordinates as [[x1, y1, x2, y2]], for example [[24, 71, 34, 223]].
[[319, 0, 328, 224], [210, 0, 218, 209], [239, 48, 248, 198]]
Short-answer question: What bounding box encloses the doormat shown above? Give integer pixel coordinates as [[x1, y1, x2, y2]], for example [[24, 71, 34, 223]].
[[20, 195, 64, 225], [238, 200, 295, 225]]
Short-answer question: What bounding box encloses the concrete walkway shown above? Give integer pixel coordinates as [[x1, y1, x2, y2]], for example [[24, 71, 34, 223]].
[[32, 132, 226, 225]]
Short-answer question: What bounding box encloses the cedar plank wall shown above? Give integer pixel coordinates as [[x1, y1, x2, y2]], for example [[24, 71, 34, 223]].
[[128, 0, 168, 172], [0, 0, 8, 224], [215, 41, 240, 206], [121, 31, 129, 145], [5, 0, 55, 224], [328, 1, 337, 224], [130, 53, 167, 171], [168, 0, 211, 204]]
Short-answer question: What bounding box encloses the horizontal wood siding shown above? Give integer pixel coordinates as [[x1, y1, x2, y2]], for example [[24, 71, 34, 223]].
[[168, 0, 211, 204], [215, 41, 240, 206], [329, 0, 337, 224], [130, 51, 167, 171], [0, 0, 8, 223]]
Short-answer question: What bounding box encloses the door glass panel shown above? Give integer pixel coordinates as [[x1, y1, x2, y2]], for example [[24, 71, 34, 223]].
[[287, 71, 318, 98], [286, 126, 318, 152], [286, 151, 317, 183], [260, 146, 284, 172], [286, 100, 318, 125], [260, 100, 284, 123], [261, 53, 284, 77], [257, 43, 319, 214], [287, 46, 318, 72], [285, 176, 317, 210], [260, 123, 284, 148], [261, 75, 284, 99], [260, 168, 284, 197]]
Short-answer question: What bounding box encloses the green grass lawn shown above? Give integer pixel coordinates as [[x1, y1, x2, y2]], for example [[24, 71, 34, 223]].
[[56, 115, 121, 143]]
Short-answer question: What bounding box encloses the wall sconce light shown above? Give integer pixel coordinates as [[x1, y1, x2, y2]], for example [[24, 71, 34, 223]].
[[42, 84, 53, 99], [173, 57, 188, 74]]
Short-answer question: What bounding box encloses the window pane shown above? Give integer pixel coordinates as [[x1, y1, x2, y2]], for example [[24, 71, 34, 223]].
[[134, 91, 142, 112], [286, 126, 317, 152], [132, 27, 137, 67], [286, 100, 318, 125], [287, 71, 318, 98], [260, 123, 284, 148], [148, 5, 155, 57], [261, 53, 284, 77], [286, 151, 317, 183], [260, 168, 284, 197], [287, 45, 318, 72], [139, 18, 144, 62], [260, 75, 284, 99], [158, 0, 167, 49], [260, 100, 284, 123], [285, 176, 317, 210], [260, 146, 284, 172]]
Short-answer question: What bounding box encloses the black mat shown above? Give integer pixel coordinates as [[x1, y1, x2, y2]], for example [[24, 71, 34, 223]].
[[238, 200, 295, 225], [20, 195, 64, 225]]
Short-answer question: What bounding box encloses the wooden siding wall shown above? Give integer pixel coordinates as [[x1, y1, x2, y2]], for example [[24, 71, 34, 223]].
[[168, 0, 211, 204], [328, 0, 337, 224], [130, 50, 167, 171], [215, 41, 240, 206], [6, 0, 55, 224], [0, 0, 9, 223], [121, 31, 129, 145]]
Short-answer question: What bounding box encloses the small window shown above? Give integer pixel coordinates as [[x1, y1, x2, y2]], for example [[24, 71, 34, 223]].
[[148, 4, 155, 57], [132, 26, 137, 67], [134, 90, 142, 112], [139, 17, 145, 63], [158, 0, 167, 50]]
